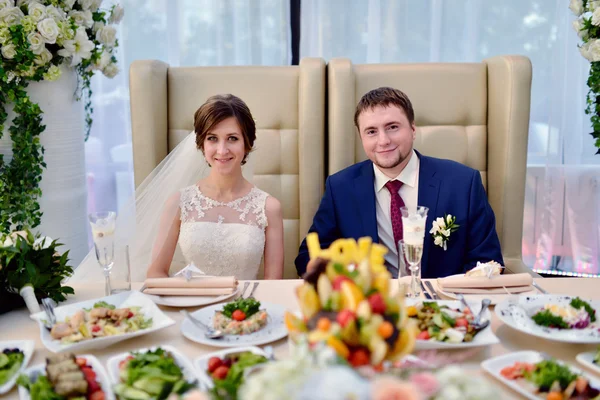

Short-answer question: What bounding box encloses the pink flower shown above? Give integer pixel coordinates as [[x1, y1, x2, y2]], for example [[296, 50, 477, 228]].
[[371, 377, 422, 400], [409, 372, 439, 397]]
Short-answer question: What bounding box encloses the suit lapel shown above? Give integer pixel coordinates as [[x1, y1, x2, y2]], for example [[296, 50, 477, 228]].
[[416, 153, 441, 276], [353, 162, 379, 242]]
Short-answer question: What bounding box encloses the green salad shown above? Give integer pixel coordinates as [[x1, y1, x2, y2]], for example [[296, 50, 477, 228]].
[[221, 298, 261, 319], [0, 349, 24, 385], [114, 348, 196, 400]]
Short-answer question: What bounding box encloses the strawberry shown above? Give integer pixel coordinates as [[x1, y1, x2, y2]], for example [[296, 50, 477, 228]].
[[367, 293, 386, 314], [336, 310, 356, 327], [332, 276, 352, 290]]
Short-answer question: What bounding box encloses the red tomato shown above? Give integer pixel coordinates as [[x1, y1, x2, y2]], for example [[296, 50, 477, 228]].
[[89, 391, 105, 400], [127, 311, 134, 319], [417, 330, 431, 340], [82, 367, 96, 381], [207, 357, 223, 373], [455, 318, 469, 328], [222, 357, 233, 368], [232, 310, 246, 321], [212, 365, 229, 380], [91, 325, 101, 333]]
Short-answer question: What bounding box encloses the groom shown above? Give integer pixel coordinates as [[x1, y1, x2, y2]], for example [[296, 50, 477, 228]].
[[295, 87, 503, 279]]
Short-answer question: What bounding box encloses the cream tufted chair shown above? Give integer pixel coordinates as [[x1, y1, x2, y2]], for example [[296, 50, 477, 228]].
[[129, 58, 326, 279], [327, 56, 533, 274]]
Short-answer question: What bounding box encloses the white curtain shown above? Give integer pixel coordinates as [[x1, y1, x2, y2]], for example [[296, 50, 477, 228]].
[[83, 0, 290, 263], [301, 0, 600, 275]]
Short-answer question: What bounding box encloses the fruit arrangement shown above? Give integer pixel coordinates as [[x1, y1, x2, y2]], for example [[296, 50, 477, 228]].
[[206, 352, 268, 400], [285, 234, 417, 367]]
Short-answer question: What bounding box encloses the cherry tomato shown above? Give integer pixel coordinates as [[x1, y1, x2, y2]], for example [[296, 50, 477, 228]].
[[207, 357, 223, 373], [232, 310, 246, 321], [212, 365, 230, 380], [417, 330, 431, 340]]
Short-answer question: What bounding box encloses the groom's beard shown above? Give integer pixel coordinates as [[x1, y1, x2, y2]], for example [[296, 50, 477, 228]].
[[373, 148, 411, 170]]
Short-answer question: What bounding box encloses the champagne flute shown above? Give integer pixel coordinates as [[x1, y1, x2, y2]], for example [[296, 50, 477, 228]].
[[89, 211, 116, 296], [400, 206, 428, 298]]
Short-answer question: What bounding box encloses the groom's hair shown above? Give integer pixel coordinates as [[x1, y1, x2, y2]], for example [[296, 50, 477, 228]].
[[194, 94, 256, 164], [354, 87, 415, 130]]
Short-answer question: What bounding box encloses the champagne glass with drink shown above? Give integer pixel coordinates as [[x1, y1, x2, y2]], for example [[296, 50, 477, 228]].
[[89, 212, 116, 296], [400, 206, 428, 298]]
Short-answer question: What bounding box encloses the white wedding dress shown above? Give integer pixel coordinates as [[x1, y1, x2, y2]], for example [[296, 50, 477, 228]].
[[177, 185, 269, 279]]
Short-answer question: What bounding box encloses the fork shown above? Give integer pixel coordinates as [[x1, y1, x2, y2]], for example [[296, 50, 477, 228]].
[[41, 298, 57, 330], [235, 282, 251, 300], [244, 282, 259, 299]]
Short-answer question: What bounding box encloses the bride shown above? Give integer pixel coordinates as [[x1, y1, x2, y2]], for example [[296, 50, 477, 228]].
[[71, 94, 284, 282]]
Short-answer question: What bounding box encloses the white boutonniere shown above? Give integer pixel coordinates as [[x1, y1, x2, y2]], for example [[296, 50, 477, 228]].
[[429, 214, 460, 251]]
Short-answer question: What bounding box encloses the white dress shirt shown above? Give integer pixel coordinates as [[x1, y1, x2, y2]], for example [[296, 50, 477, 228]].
[[373, 150, 420, 277]]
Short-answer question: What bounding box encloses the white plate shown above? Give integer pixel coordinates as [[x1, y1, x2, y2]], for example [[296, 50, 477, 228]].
[[181, 302, 289, 348], [406, 299, 499, 349], [193, 346, 268, 389], [481, 350, 600, 400], [145, 287, 240, 308], [0, 340, 35, 395], [107, 345, 201, 389], [18, 354, 115, 400], [435, 274, 537, 305], [30, 291, 176, 353], [576, 351, 600, 375], [495, 295, 600, 344]]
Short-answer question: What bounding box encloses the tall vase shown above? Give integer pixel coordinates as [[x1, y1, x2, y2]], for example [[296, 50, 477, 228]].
[[0, 67, 88, 266]]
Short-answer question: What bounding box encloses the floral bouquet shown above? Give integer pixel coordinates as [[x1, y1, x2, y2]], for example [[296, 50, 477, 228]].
[[0, 229, 74, 311], [284, 233, 418, 367]]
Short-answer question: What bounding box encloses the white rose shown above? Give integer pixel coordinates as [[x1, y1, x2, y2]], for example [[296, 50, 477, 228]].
[[34, 47, 51, 64], [593, 9, 600, 26], [1, 235, 13, 247], [0, 6, 24, 26], [569, 0, 584, 16], [77, 0, 93, 10], [102, 62, 119, 78], [0, 26, 9, 44], [69, 9, 93, 28], [33, 236, 53, 250], [16, 0, 34, 6], [27, 31, 45, 54], [95, 49, 110, 68], [96, 25, 116, 47], [590, 0, 600, 11], [109, 4, 124, 24], [580, 39, 600, 62], [61, 0, 76, 9], [27, 1, 46, 22], [45, 5, 65, 21], [0, 0, 14, 12], [573, 18, 588, 39], [1, 42, 15, 58], [37, 17, 59, 43], [90, 0, 101, 11]]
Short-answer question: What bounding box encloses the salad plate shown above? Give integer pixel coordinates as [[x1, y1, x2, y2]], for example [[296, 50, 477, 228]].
[[181, 298, 288, 348], [576, 348, 600, 375], [107, 345, 201, 398], [30, 291, 175, 353], [406, 299, 499, 349], [18, 354, 114, 400], [194, 346, 269, 391], [495, 295, 600, 344], [482, 350, 600, 400], [0, 340, 34, 395]]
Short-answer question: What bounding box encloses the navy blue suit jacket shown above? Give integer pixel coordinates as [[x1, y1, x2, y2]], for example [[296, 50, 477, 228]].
[[295, 152, 503, 278]]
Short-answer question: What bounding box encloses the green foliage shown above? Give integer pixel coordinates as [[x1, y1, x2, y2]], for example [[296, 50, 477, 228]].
[[0, 229, 74, 303]]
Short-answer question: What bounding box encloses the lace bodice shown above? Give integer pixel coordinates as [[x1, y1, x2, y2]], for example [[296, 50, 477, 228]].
[[177, 185, 269, 279]]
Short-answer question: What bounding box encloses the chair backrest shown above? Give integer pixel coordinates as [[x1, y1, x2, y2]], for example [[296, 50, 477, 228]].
[[129, 58, 326, 278], [327, 56, 532, 272]]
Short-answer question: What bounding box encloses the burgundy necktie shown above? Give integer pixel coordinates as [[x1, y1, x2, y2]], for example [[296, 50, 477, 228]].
[[385, 180, 405, 247]]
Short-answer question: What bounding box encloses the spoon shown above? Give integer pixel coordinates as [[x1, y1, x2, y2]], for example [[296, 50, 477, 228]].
[[181, 310, 225, 339], [472, 299, 492, 330]]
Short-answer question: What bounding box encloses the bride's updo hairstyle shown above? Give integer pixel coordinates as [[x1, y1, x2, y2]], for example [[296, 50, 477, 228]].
[[193, 94, 256, 165]]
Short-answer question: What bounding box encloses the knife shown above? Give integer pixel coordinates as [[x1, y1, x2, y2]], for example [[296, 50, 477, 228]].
[[424, 281, 439, 300], [420, 281, 432, 299]]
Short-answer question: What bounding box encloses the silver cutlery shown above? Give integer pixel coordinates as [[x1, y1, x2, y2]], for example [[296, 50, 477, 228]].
[[457, 294, 474, 315], [472, 298, 492, 330], [236, 282, 251, 300], [532, 281, 548, 294], [420, 281, 432, 299], [245, 282, 259, 299], [424, 281, 439, 300], [181, 310, 225, 339]]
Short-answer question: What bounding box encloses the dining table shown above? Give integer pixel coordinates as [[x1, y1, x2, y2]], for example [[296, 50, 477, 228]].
[[0, 277, 599, 399]]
